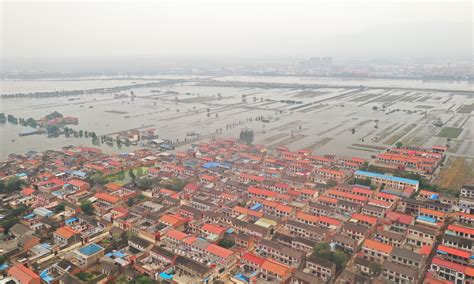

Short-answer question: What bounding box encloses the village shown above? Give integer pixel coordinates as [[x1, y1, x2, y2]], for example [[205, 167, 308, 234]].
[[0, 136, 472, 284]]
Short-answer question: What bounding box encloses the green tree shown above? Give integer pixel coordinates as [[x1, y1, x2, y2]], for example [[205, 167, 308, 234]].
[[313, 243, 348, 271], [135, 276, 154, 284], [137, 178, 153, 190], [54, 203, 65, 213], [129, 169, 136, 184], [395, 141, 403, 148], [239, 129, 254, 145], [80, 200, 94, 215], [218, 238, 235, 249], [369, 262, 382, 275], [114, 275, 129, 284]]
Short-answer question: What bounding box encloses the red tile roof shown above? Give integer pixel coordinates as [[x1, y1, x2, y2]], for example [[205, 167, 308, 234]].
[[261, 259, 291, 277], [166, 229, 188, 241], [448, 224, 474, 236], [363, 239, 393, 254], [202, 223, 226, 235], [351, 213, 378, 225], [95, 192, 120, 204], [205, 244, 234, 259], [241, 252, 265, 266], [437, 245, 470, 259], [54, 226, 78, 239], [431, 256, 467, 272], [8, 263, 40, 283]]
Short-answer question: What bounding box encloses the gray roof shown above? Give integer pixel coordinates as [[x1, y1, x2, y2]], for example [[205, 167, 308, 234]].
[[307, 255, 335, 269], [9, 223, 32, 237], [376, 228, 405, 241], [129, 236, 152, 248], [444, 234, 474, 248], [408, 224, 437, 235], [391, 247, 424, 262], [332, 234, 357, 247], [383, 261, 418, 278], [293, 236, 317, 248], [292, 270, 324, 284], [364, 204, 385, 213], [175, 256, 212, 277]]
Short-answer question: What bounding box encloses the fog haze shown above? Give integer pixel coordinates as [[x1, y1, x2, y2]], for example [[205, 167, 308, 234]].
[[2, 0, 472, 64]]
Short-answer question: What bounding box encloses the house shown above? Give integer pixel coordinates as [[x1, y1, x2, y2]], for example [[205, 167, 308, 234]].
[[174, 256, 213, 281], [390, 247, 426, 269], [290, 270, 324, 284], [205, 243, 236, 268], [406, 224, 437, 247], [257, 239, 305, 268], [7, 263, 41, 284], [128, 235, 153, 252], [429, 256, 474, 283], [259, 259, 292, 283], [331, 234, 358, 253], [305, 255, 336, 282], [53, 226, 81, 247], [382, 261, 419, 283], [354, 170, 419, 191], [74, 243, 105, 267], [362, 239, 393, 263]]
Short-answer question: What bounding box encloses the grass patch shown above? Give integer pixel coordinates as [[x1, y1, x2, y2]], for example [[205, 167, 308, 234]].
[[437, 127, 463, 138], [384, 124, 417, 145], [435, 157, 474, 190], [457, 104, 474, 114]]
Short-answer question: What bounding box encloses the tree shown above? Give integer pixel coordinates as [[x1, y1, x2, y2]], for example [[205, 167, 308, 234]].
[[80, 200, 94, 215], [135, 275, 154, 284], [369, 262, 382, 275], [313, 243, 348, 271], [129, 169, 136, 184], [137, 178, 153, 190], [395, 142, 403, 148], [114, 275, 129, 284], [239, 129, 254, 145], [54, 203, 65, 213], [218, 238, 235, 249]]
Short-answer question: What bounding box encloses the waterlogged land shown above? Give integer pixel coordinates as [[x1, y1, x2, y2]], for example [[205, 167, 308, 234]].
[[1, 76, 474, 163]]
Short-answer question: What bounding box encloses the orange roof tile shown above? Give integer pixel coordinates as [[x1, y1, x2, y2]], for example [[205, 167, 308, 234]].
[[202, 223, 226, 235], [261, 259, 291, 277], [351, 213, 378, 225], [363, 239, 393, 254], [448, 224, 474, 235], [205, 244, 234, 259], [55, 226, 78, 239], [296, 212, 319, 223], [166, 229, 188, 241], [95, 192, 120, 204], [437, 245, 470, 259]]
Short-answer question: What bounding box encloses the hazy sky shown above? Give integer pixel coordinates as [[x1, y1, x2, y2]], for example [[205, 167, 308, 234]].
[[1, 0, 472, 61]]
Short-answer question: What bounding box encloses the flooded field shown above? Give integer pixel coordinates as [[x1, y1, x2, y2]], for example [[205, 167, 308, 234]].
[[1, 77, 474, 159]]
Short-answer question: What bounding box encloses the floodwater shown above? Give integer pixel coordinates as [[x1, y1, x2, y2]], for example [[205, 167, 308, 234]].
[[216, 75, 474, 91], [1, 77, 473, 160]]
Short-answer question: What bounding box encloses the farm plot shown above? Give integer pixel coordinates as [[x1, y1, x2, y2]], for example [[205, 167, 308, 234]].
[[384, 124, 417, 145], [458, 104, 474, 114], [437, 127, 463, 138], [435, 157, 474, 190]]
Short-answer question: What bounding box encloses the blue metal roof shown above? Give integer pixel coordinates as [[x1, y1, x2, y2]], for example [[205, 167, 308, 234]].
[[355, 170, 419, 185], [72, 170, 86, 178], [65, 217, 78, 225], [203, 162, 220, 169], [250, 203, 262, 211], [429, 194, 439, 200], [78, 243, 103, 256], [417, 215, 436, 223]]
